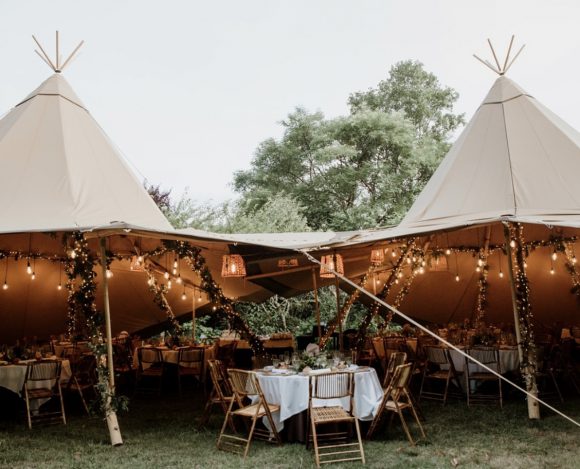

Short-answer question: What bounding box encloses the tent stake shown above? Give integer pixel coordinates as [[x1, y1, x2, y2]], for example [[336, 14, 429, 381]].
[[99, 237, 124, 445], [503, 223, 540, 420]]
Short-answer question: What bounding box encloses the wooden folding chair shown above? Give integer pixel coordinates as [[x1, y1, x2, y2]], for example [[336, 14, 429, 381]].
[[200, 359, 235, 429], [367, 363, 425, 444], [65, 354, 97, 414], [177, 346, 204, 396], [23, 360, 66, 429], [307, 372, 365, 467], [419, 346, 463, 405], [465, 346, 503, 407], [382, 352, 407, 388], [216, 341, 238, 370], [217, 369, 281, 458], [135, 347, 164, 396]]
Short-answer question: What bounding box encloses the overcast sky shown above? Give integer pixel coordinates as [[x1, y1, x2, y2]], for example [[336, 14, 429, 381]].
[[1, 1, 579, 202]]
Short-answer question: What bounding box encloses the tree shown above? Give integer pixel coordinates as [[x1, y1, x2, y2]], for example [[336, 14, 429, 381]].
[[233, 61, 464, 231], [348, 60, 465, 142]]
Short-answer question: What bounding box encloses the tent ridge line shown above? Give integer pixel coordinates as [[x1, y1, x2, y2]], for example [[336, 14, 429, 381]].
[[501, 102, 519, 216]]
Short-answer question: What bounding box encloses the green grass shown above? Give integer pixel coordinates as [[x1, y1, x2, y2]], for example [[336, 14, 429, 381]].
[[0, 391, 579, 469]]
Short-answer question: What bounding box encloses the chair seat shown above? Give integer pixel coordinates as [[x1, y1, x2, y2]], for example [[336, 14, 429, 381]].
[[311, 405, 353, 423], [233, 402, 280, 418], [178, 366, 202, 375], [426, 370, 451, 379], [469, 372, 499, 380], [26, 388, 53, 399], [384, 400, 412, 411]]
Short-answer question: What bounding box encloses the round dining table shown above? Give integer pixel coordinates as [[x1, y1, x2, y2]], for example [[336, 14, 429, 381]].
[[254, 366, 383, 434]]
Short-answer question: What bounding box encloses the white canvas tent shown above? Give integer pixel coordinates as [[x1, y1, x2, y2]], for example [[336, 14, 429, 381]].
[[0, 71, 279, 344]]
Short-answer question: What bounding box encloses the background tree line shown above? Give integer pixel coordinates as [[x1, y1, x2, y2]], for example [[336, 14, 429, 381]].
[[146, 60, 465, 337]]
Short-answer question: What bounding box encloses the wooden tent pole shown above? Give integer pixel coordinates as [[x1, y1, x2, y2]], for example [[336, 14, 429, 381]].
[[99, 238, 123, 445], [312, 267, 321, 340], [335, 275, 343, 352], [192, 290, 197, 343], [503, 223, 540, 420]]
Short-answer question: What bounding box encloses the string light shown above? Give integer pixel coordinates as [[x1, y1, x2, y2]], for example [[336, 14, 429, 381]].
[[106, 268, 113, 279], [445, 248, 451, 255], [181, 288, 187, 301], [455, 274, 460, 282], [176, 275, 182, 284], [31, 257, 36, 280], [552, 251, 558, 261], [57, 262, 63, 290], [197, 290, 202, 302], [164, 271, 170, 280], [167, 280, 172, 290], [2, 258, 8, 290]]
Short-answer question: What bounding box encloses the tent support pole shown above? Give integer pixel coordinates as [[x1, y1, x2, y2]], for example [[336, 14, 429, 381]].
[[503, 223, 540, 420], [192, 292, 196, 343], [312, 268, 321, 341], [99, 238, 123, 446], [335, 276, 343, 352]]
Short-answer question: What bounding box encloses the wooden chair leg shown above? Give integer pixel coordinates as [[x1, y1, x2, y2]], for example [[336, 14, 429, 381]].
[[418, 368, 427, 402], [311, 420, 320, 468], [397, 409, 415, 445], [243, 415, 259, 459], [58, 384, 67, 425], [353, 418, 365, 463], [217, 398, 236, 449], [443, 374, 451, 405], [24, 389, 32, 430]]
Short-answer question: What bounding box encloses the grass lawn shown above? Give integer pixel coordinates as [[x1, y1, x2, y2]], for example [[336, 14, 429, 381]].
[[0, 388, 579, 469]]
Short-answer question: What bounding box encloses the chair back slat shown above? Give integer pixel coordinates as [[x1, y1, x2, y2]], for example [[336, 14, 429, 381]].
[[390, 363, 413, 391], [26, 360, 61, 382], [383, 351, 407, 388], [425, 346, 449, 365], [208, 359, 231, 398], [178, 347, 204, 365], [138, 347, 163, 367], [311, 372, 352, 400], [468, 346, 499, 367], [372, 337, 386, 360], [228, 369, 260, 398]]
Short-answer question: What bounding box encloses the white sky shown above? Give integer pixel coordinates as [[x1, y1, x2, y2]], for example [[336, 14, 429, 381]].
[[1, 0, 579, 202]]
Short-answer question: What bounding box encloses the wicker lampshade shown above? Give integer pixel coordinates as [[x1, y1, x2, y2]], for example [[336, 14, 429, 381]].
[[370, 249, 385, 265], [278, 258, 299, 268], [320, 253, 344, 278], [221, 254, 246, 278]]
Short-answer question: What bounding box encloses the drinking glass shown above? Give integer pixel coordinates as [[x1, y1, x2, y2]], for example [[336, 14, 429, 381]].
[[283, 352, 290, 366], [272, 358, 280, 368]]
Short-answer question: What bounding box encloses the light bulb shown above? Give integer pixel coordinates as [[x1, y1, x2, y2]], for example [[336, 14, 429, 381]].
[[391, 251, 396, 258], [421, 260, 426, 267], [552, 252, 557, 261], [476, 266, 481, 272], [406, 258, 411, 264], [478, 258, 483, 266], [106, 269, 113, 279], [70, 250, 77, 259], [164, 271, 170, 279], [147, 278, 154, 286], [212, 306, 217, 312], [395, 279, 399, 284], [2, 282, 7, 290], [26, 263, 32, 275], [176, 276, 182, 284], [173, 259, 178, 269], [455, 275, 460, 282], [167, 280, 172, 289], [181, 293, 187, 301], [523, 262, 527, 269], [499, 271, 504, 279], [419, 267, 425, 274], [137, 255, 144, 263], [31, 272, 36, 280], [197, 295, 202, 303], [172, 268, 177, 275], [57, 284, 62, 290], [397, 272, 403, 278], [445, 249, 451, 255], [550, 268, 555, 275], [573, 257, 578, 265], [510, 240, 516, 248]]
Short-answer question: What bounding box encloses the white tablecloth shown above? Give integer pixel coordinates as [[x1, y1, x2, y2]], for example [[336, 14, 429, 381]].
[[448, 347, 520, 374], [0, 359, 72, 407], [255, 368, 383, 432]]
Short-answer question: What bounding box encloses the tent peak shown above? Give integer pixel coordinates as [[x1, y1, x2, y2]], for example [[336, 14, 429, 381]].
[[32, 31, 84, 74], [482, 76, 531, 105], [473, 35, 525, 76], [16, 73, 86, 109]]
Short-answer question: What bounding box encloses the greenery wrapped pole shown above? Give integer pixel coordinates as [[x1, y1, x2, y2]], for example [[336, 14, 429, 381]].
[[99, 238, 123, 445], [311, 267, 321, 340], [503, 222, 540, 420]]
